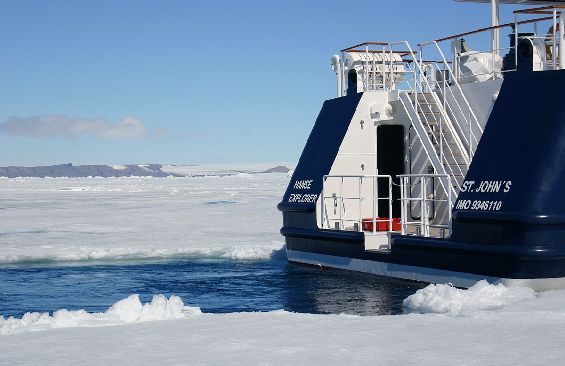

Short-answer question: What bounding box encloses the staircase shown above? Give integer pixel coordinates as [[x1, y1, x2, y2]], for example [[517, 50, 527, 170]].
[[400, 90, 471, 200], [413, 92, 470, 190]]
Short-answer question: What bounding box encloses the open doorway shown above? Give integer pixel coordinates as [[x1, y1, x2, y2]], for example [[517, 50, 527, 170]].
[[377, 125, 404, 218]]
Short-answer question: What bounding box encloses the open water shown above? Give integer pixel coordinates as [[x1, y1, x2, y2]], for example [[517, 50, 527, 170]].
[[0, 258, 425, 318]]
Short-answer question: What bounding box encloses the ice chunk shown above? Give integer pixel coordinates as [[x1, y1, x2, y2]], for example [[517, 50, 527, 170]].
[[403, 280, 535, 315], [222, 242, 286, 260], [0, 294, 200, 335]]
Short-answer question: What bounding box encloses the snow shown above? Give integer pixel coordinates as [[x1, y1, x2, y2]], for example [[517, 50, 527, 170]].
[[136, 164, 151, 172], [0, 173, 289, 265], [403, 280, 536, 315], [0, 294, 200, 335], [1, 285, 565, 365], [110, 165, 127, 170]]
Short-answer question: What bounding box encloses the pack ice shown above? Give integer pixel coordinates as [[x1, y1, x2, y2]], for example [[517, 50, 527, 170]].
[[1, 282, 565, 365]]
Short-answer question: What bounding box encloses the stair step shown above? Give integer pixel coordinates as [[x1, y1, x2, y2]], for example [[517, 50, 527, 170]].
[[430, 130, 453, 134]]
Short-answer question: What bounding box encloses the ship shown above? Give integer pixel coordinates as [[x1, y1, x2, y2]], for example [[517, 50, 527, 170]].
[[278, 0, 565, 290]]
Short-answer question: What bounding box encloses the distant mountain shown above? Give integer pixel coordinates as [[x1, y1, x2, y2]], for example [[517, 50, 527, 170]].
[[0, 163, 178, 178], [261, 166, 291, 173], [0, 163, 292, 178]]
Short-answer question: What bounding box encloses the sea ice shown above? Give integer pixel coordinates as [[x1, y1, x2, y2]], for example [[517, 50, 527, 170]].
[[0, 172, 290, 265], [1, 285, 565, 365], [403, 280, 536, 314]]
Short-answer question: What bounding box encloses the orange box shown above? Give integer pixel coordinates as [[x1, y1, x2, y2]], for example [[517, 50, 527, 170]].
[[362, 218, 401, 232]]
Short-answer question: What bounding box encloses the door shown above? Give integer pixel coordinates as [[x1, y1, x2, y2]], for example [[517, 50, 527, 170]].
[[376, 125, 404, 218]]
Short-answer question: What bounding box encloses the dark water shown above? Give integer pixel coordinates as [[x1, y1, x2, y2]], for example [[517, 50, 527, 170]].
[[0, 258, 426, 318]]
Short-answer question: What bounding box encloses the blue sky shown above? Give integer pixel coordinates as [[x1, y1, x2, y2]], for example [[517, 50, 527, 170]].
[[0, 0, 532, 166]]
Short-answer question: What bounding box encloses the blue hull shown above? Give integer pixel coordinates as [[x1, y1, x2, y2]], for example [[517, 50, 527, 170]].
[[279, 70, 565, 285]]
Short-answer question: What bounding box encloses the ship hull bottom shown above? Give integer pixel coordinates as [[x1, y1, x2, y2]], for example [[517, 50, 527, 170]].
[[286, 249, 565, 291]]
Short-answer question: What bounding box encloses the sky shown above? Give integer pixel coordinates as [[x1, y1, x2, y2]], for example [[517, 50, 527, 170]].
[[0, 0, 538, 166]]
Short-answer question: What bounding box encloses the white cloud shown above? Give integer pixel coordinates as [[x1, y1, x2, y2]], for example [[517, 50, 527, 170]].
[[0, 115, 149, 140]]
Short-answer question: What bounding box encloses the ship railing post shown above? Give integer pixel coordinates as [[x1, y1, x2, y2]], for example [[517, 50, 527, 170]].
[[491, 0, 497, 80], [439, 90, 444, 163], [376, 175, 380, 233], [369, 51, 372, 91], [452, 43, 456, 82], [365, 45, 369, 91], [403, 176, 409, 236], [321, 178, 324, 229], [491, 41, 496, 80], [340, 176, 344, 230], [447, 175, 453, 236], [420, 47, 424, 92], [420, 177, 426, 237], [388, 47, 394, 90], [560, 10, 565, 70], [554, 9, 558, 70], [382, 45, 386, 90], [388, 176, 393, 232], [341, 50, 346, 95], [419, 45, 425, 93], [427, 177, 431, 237], [400, 178, 404, 235], [373, 176, 376, 234], [358, 176, 362, 232], [321, 176, 325, 229], [514, 15, 518, 72]]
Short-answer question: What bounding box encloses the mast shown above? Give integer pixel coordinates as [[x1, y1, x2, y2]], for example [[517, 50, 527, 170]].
[[491, 0, 500, 56]]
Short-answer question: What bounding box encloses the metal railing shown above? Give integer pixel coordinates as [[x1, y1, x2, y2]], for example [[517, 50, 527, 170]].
[[338, 42, 414, 93], [386, 41, 469, 196], [431, 5, 565, 78], [320, 175, 394, 233], [417, 41, 483, 159], [399, 174, 452, 238]]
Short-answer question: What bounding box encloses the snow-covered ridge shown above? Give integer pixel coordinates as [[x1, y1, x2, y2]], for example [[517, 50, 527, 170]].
[[0, 163, 294, 178], [0, 294, 201, 335]]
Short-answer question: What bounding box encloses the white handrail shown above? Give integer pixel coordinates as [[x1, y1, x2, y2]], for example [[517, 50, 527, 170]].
[[321, 175, 394, 233], [398, 174, 452, 238], [428, 41, 483, 133], [390, 41, 469, 195]]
